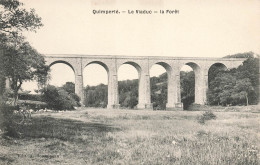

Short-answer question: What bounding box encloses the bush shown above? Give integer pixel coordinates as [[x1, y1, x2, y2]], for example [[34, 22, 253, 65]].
[[42, 85, 79, 110], [56, 89, 78, 110], [0, 104, 21, 137], [197, 111, 217, 124]]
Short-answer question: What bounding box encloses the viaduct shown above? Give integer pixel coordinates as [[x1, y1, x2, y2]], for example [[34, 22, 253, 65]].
[[45, 54, 245, 110]]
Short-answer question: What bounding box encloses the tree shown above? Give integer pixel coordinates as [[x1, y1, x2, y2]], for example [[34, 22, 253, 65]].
[[84, 84, 107, 107], [180, 71, 195, 109], [118, 80, 138, 108], [0, 0, 47, 105], [236, 57, 259, 88], [62, 82, 75, 94], [122, 92, 138, 109], [0, 0, 43, 54], [208, 64, 227, 87], [208, 72, 237, 106], [232, 78, 254, 106], [61, 82, 80, 106], [1, 40, 49, 105], [208, 56, 259, 106], [236, 57, 259, 104], [150, 73, 168, 110], [0, 0, 43, 34]]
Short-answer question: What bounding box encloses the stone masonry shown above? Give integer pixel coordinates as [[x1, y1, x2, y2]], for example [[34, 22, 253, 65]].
[[45, 54, 245, 110]]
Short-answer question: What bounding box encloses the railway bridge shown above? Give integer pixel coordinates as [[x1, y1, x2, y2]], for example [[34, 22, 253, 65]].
[[45, 54, 245, 110]]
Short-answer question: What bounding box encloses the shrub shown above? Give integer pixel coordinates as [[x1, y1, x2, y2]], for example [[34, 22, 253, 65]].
[[197, 111, 217, 124], [42, 85, 79, 110], [56, 89, 77, 110], [0, 104, 21, 137]]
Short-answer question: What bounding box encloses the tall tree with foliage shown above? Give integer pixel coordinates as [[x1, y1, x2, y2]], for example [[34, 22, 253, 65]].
[[0, 0, 43, 34], [0, 0, 47, 105], [232, 78, 254, 106], [2, 40, 49, 105], [234, 57, 259, 104]]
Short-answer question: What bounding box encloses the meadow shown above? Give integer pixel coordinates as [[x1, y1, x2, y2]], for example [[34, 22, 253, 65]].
[[0, 107, 259, 165]]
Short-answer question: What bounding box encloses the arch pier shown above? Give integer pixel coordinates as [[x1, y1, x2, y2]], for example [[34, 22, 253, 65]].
[[45, 55, 245, 110]]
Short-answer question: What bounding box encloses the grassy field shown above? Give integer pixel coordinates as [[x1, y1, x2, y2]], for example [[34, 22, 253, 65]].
[[0, 107, 259, 165]]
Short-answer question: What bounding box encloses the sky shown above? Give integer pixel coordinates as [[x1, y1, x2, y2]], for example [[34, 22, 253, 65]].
[[20, 0, 260, 92]]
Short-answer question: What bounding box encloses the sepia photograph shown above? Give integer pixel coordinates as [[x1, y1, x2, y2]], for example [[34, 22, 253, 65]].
[[0, 0, 259, 164]]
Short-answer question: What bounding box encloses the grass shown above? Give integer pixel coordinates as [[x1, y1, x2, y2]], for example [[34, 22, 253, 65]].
[[0, 107, 259, 164]]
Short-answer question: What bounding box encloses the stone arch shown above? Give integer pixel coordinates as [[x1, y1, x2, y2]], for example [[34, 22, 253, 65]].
[[180, 62, 201, 107], [184, 62, 201, 73], [149, 62, 172, 110], [85, 61, 109, 74], [208, 62, 228, 91], [150, 62, 172, 75], [209, 62, 227, 71], [208, 63, 227, 82], [48, 60, 75, 73], [46, 59, 84, 103], [121, 61, 142, 77], [83, 61, 110, 108], [48, 60, 76, 86], [118, 61, 142, 108]]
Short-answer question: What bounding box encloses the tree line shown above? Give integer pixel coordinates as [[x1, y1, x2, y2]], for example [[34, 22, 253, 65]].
[[208, 54, 259, 106], [83, 71, 195, 110]]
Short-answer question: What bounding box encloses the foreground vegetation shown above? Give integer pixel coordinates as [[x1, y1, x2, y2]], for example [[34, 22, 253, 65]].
[[0, 106, 259, 164]]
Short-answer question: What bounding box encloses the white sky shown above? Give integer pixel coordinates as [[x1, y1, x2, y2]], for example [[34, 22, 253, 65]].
[[20, 0, 260, 92]]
